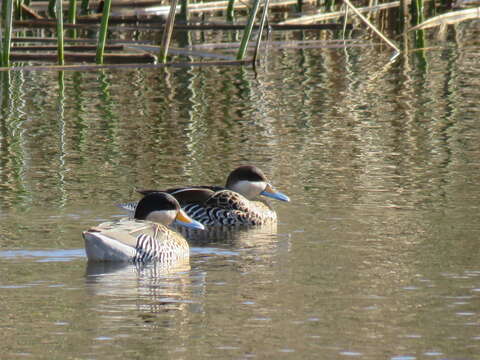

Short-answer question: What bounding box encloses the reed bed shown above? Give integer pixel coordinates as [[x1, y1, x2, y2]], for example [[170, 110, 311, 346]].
[[0, 0, 477, 70]]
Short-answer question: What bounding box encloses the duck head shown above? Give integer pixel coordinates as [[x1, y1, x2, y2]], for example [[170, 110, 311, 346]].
[[225, 165, 290, 202], [134, 192, 205, 230]]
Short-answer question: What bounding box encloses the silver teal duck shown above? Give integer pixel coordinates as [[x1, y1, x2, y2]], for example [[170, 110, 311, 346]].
[[83, 192, 204, 262], [124, 165, 290, 226]]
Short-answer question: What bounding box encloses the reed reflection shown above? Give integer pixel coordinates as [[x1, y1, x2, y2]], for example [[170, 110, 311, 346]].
[[71, 71, 88, 154], [0, 71, 27, 209], [97, 70, 120, 162], [57, 71, 68, 208]]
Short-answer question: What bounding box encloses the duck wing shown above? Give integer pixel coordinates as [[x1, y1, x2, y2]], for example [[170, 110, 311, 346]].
[[205, 190, 251, 212], [136, 187, 217, 207], [138, 186, 224, 196], [84, 219, 188, 262]]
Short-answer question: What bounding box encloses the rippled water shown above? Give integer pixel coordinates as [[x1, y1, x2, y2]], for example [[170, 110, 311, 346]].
[[1, 21, 480, 359]]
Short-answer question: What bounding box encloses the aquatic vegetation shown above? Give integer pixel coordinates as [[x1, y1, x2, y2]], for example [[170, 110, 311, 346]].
[[56, 0, 65, 64], [1, 0, 14, 67], [95, 0, 112, 63], [0, 0, 478, 70]]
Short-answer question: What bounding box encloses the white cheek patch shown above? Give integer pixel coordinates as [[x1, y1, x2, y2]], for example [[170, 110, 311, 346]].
[[232, 180, 266, 199], [145, 210, 176, 225]]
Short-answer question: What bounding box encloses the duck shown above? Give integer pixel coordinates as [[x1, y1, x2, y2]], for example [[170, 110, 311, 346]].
[[120, 165, 290, 226], [83, 192, 205, 262]]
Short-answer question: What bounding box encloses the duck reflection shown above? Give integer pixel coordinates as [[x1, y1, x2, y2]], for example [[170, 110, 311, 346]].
[[83, 222, 285, 329], [85, 259, 205, 322], [86, 259, 191, 278], [188, 222, 286, 277], [177, 222, 278, 247]]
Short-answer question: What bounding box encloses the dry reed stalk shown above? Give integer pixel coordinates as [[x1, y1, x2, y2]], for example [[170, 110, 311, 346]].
[[343, 0, 400, 54], [159, 0, 179, 63]]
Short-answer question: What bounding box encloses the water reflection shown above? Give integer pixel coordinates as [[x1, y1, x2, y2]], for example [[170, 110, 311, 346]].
[[85, 259, 200, 320], [82, 221, 285, 327], [0, 72, 28, 209], [57, 71, 67, 208], [177, 222, 278, 245], [1, 21, 480, 359], [70, 71, 89, 154]]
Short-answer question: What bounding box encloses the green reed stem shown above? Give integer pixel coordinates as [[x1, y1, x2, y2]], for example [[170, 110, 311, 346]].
[[56, 0, 65, 65], [180, 0, 188, 21], [412, 0, 424, 25], [2, 0, 14, 67], [412, 0, 425, 52], [2, 0, 8, 21], [48, 0, 56, 17], [236, 0, 262, 60], [81, 0, 89, 14], [159, 0, 179, 63], [15, 0, 22, 20], [226, 0, 235, 22], [296, 0, 303, 12], [325, 0, 334, 12], [68, 0, 77, 38], [95, 0, 112, 64]]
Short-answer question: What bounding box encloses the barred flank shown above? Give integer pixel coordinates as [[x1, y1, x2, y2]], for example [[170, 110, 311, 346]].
[[183, 202, 275, 226], [133, 232, 187, 263]]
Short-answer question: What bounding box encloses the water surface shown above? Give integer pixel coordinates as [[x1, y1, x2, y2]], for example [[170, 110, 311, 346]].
[[1, 21, 480, 359]]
